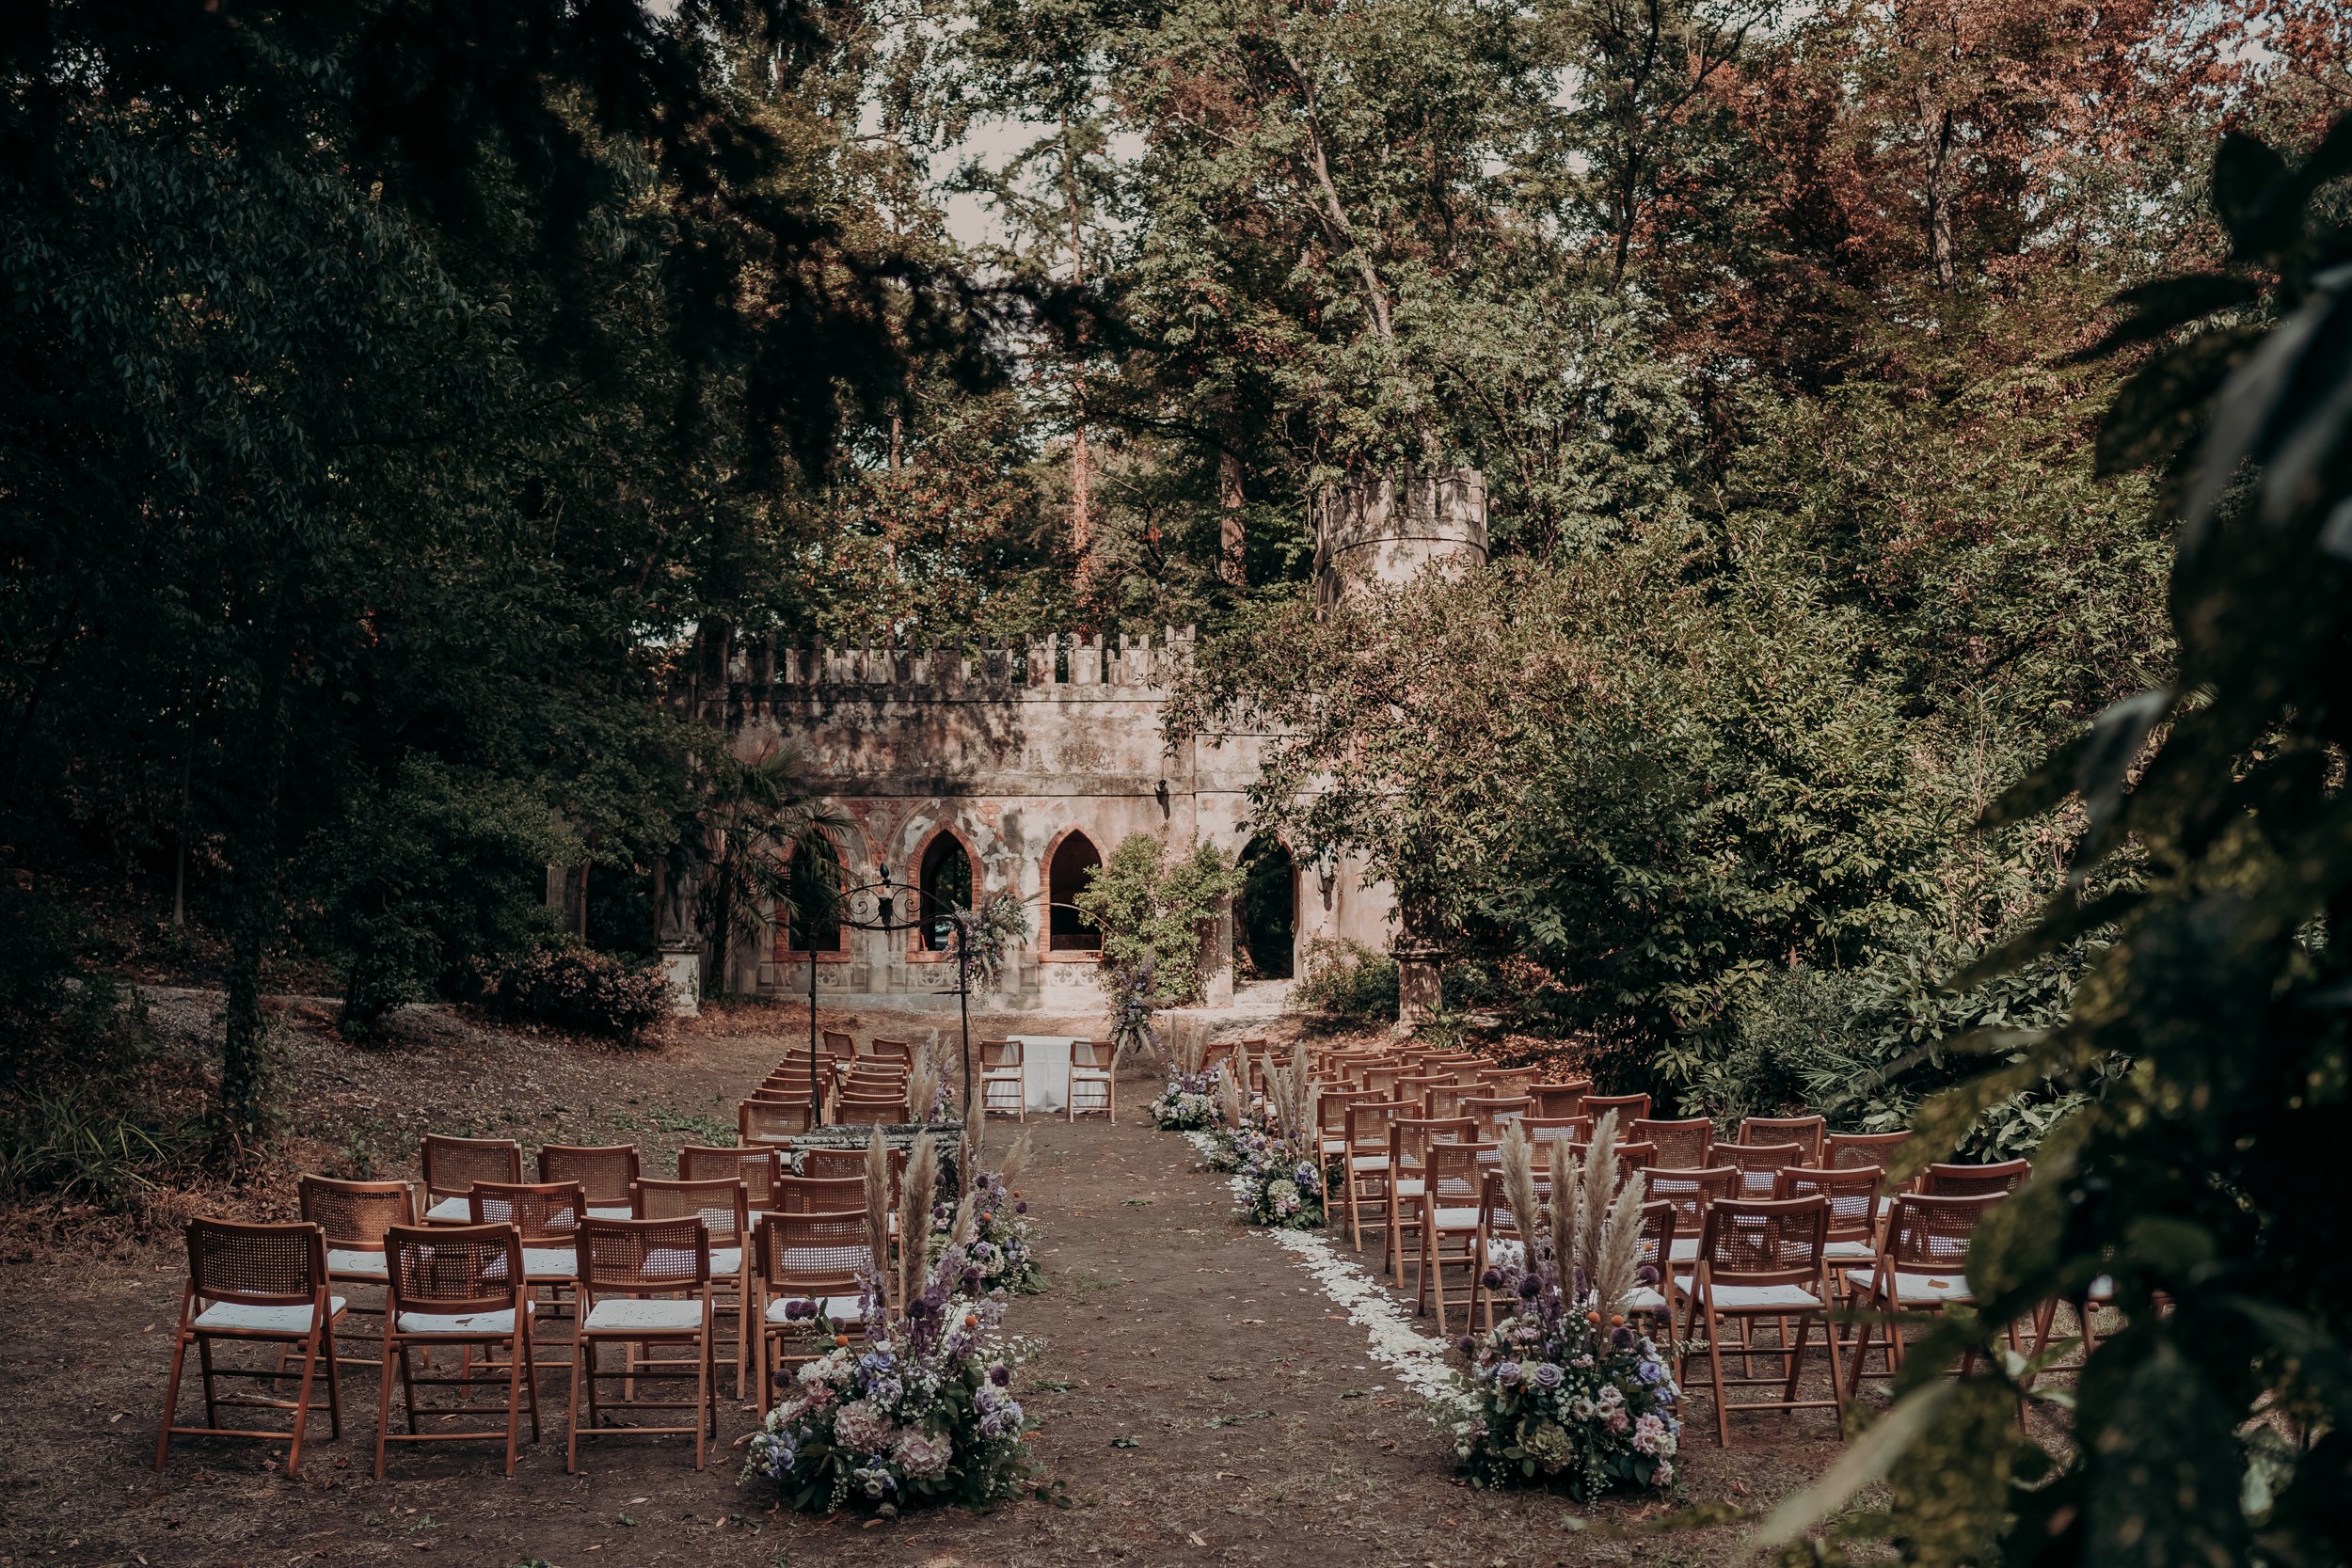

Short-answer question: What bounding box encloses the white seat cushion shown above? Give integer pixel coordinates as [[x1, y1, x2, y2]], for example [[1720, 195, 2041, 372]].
[[764, 1294, 864, 1323], [195, 1297, 347, 1335], [1677, 1277, 1826, 1311], [708, 1246, 743, 1277], [521, 1246, 578, 1279], [1824, 1240, 1878, 1261], [1393, 1179, 1425, 1199], [1318, 1136, 1346, 1155], [423, 1196, 471, 1223], [1623, 1286, 1669, 1313], [1668, 1236, 1700, 1262], [583, 1298, 706, 1334], [1432, 1206, 1481, 1230], [397, 1302, 533, 1337], [1348, 1155, 1388, 1173], [587, 1205, 632, 1221], [326, 1248, 388, 1278], [2089, 1274, 2115, 1300], [1845, 1267, 1973, 1307]]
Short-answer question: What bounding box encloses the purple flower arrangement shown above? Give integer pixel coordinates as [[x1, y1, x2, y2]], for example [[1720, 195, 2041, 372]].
[[743, 1243, 1034, 1513], [1149, 1068, 1223, 1132], [961, 1167, 1045, 1294], [1232, 1131, 1326, 1229], [1452, 1252, 1681, 1499]]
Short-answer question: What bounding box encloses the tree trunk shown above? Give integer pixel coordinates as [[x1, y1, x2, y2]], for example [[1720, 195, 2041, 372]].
[[1918, 86, 1957, 287], [1218, 448, 1246, 587], [215, 645, 291, 1171]]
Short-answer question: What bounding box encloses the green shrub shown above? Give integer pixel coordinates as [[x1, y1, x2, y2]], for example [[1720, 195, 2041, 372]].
[[1292, 939, 1399, 1022], [468, 943, 674, 1043], [1073, 836, 1245, 1007]]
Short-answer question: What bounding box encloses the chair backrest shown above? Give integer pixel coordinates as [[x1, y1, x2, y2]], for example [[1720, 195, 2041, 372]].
[[865, 1038, 915, 1066], [1773, 1164, 1881, 1243], [1463, 1096, 1534, 1138], [1645, 1165, 1740, 1233], [772, 1173, 870, 1213], [1698, 1195, 1829, 1284], [678, 1145, 781, 1209], [1724, 1141, 1805, 1196], [1571, 1138, 1657, 1173], [185, 1217, 327, 1309], [1519, 1115, 1589, 1145], [797, 1148, 874, 1180], [1739, 1115, 1827, 1163], [1345, 1099, 1412, 1152], [740, 1100, 815, 1144], [1629, 1117, 1713, 1168], [384, 1223, 520, 1318], [1317, 1087, 1378, 1132], [1883, 1192, 2005, 1272], [1481, 1066, 1542, 1093], [1630, 1198, 1677, 1286], [1530, 1082, 1591, 1119], [420, 1134, 522, 1199], [822, 1030, 857, 1060], [633, 1176, 749, 1245], [1825, 1131, 1913, 1172], [536, 1143, 641, 1205], [1426, 1084, 1479, 1120], [1360, 1064, 1406, 1097], [298, 1175, 416, 1250], [1071, 1040, 1112, 1069], [1200, 1040, 1238, 1077], [834, 1096, 910, 1127], [578, 1215, 709, 1293], [1478, 1167, 1550, 1241], [756, 1210, 872, 1302], [469, 1180, 586, 1243], [1422, 1140, 1501, 1211], [1920, 1159, 2030, 1198], [980, 1039, 1024, 1069], [1582, 1092, 1651, 1123]]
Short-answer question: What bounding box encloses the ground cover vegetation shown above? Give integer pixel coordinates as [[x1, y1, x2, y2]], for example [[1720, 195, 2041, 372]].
[[9, 0, 2352, 1560]]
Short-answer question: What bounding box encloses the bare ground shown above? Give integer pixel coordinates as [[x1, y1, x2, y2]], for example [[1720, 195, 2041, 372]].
[[0, 994, 1863, 1568]]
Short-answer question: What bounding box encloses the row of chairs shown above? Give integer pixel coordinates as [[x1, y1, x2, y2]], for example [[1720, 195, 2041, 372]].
[[156, 1136, 895, 1477]]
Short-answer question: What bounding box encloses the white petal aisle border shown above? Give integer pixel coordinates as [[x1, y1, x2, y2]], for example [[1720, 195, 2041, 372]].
[[1266, 1228, 1471, 1418], [1181, 1131, 1256, 1207]]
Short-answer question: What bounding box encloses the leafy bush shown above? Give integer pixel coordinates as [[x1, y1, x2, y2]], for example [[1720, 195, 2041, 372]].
[[1072, 836, 1245, 1007], [1291, 938, 1400, 1022], [468, 943, 675, 1043]]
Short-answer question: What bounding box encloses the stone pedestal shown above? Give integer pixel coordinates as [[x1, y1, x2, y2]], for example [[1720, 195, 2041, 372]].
[[658, 946, 703, 1017], [1394, 944, 1443, 1027]]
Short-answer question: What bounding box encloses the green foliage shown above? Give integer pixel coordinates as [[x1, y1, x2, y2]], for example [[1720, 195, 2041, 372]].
[[1071, 836, 1245, 1008], [467, 943, 675, 1045], [1292, 940, 1402, 1024], [1775, 116, 2352, 1568]]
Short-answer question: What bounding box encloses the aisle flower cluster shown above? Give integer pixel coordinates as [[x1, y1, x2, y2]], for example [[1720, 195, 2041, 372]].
[[958, 1167, 1044, 1294], [1454, 1269, 1680, 1497], [746, 1249, 1033, 1513], [1148, 1066, 1222, 1131], [1233, 1134, 1326, 1228]]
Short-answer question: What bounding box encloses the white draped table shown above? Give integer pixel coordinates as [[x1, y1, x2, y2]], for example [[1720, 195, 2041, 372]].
[[1004, 1035, 1079, 1114]]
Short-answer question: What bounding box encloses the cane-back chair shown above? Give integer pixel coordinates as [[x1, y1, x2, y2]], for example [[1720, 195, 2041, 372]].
[[155, 1218, 345, 1474], [537, 1144, 641, 1219], [1629, 1117, 1714, 1170], [374, 1223, 537, 1476], [1738, 1115, 1827, 1164], [566, 1216, 718, 1472], [635, 1177, 753, 1395], [420, 1134, 522, 1223], [979, 1040, 1027, 1119], [1681, 1195, 1843, 1445], [755, 1210, 874, 1394], [299, 1175, 414, 1369]]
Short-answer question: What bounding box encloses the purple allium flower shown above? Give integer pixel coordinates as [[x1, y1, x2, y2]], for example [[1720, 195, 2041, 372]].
[[961, 1268, 982, 1291], [1516, 1274, 1541, 1300], [990, 1363, 1011, 1386], [1480, 1268, 1504, 1290], [1611, 1324, 1636, 1349], [1456, 1335, 1478, 1355], [1015, 1200, 1028, 1214], [908, 1295, 933, 1319], [1635, 1263, 1660, 1286]]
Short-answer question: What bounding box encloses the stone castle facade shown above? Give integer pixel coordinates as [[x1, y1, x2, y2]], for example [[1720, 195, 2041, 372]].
[[699, 469, 1490, 1014]]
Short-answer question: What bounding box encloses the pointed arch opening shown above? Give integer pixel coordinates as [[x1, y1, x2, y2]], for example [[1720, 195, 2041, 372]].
[[915, 831, 975, 952], [780, 832, 845, 954], [1046, 831, 1103, 951], [1237, 835, 1296, 980]]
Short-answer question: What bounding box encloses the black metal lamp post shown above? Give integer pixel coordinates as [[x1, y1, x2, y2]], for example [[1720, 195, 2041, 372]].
[[798, 859, 980, 1131]]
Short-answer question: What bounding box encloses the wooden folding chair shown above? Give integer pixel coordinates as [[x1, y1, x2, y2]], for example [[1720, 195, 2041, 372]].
[[1480, 1065, 1543, 1096], [1629, 1117, 1714, 1169], [1845, 1192, 2014, 1400], [299, 1175, 414, 1370], [1776, 1164, 1885, 1354], [1624, 1198, 1679, 1350], [1740, 1115, 1826, 1164], [1681, 1195, 1844, 1446], [679, 1145, 783, 1221], [539, 1144, 642, 1220], [1824, 1131, 1913, 1173], [1647, 1165, 1740, 1277], [155, 1218, 344, 1473], [1724, 1141, 1804, 1197], [1386, 1115, 1475, 1280], [755, 1211, 874, 1396], [835, 1094, 911, 1126], [468, 1180, 585, 1362], [1068, 1039, 1116, 1120], [1920, 1159, 2030, 1197], [1417, 1140, 1498, 1334], [420, 1134, 522, 1223], [1469, 1165, 1552, 1331], [865, 1038, 915, 1067], [979, 1040, 1027, 1119], [1463, 1096, 1534, 1139], [567, 1216, 718, 1472], [375, 1223, 538, 1476], [821, 1030, 857, 1061], [1530, 1080, 1592, 1118], [1340, 1099, 1413, 1253], [635, 1177, 752, 1397], [740, 1099, 815, 1144], [1582, 1092, 1651, 1123]]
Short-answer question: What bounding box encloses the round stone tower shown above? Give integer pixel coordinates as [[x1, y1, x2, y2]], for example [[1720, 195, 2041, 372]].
[[1311, 468, 1490, 610]]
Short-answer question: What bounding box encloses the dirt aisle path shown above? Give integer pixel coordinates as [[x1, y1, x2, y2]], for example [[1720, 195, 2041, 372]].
[[2, 1026, 1811, 1566]]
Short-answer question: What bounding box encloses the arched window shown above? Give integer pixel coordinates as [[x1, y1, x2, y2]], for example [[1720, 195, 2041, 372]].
[[782, 834, 843, 953], [1047, 832, 1103, 951], [915, 833, 973, 952]]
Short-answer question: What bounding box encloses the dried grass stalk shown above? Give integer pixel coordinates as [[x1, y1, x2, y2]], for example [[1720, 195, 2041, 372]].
[[1594, 1170, 1647, 1313], [1217, 1058, 1245, 1128], [862, 1129, 891, 1304], [908, 1055, 940, 1127], [997, 1130, 1033, 1194], [900, 1131, 939, 1310], [1499, 1122, 1540, 1259], [1578, 1111, 1621, 1295], [1546, 1134, 1575, 1280]]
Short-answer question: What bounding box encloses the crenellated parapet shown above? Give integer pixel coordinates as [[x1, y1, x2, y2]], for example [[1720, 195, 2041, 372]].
[[715, 626, 1198, 703]]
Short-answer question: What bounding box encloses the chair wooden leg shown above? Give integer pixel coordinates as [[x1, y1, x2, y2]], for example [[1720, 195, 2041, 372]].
[[154, 1330, 190, 1471], [285, 1327, 321, 1475], [198, 1337, 220, 1431], [1704, 1298, 1731, 1447], [504, 1330, 525, 1476], [374, 1334, 398, 1478], [321, 1315, 343, 1440]]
